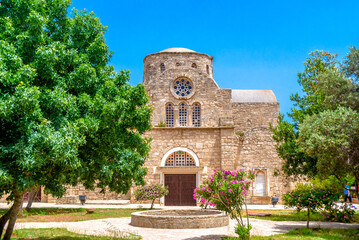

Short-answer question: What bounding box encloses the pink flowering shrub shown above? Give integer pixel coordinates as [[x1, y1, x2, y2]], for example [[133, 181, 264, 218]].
[[194, 169, 255, 239], [282, 183, 339, 228], [134, 184, 168, 209], [321, 203, 356, 223]]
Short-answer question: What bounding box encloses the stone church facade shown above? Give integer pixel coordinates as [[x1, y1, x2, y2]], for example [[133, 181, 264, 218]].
[[1, 48, 292, 205], [142, 47, 291, 205]]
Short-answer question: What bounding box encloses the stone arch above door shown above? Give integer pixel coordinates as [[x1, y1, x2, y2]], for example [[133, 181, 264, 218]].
[[160, 147, 199, 167]]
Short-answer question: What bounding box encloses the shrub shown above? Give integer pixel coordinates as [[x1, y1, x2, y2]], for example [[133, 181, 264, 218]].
[[282, 183, 339, 228], [194, 169, 255, 239], [321, 203, 356, 223], [134, 184, 168, 209]]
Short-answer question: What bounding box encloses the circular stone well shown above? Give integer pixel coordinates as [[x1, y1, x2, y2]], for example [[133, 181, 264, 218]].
[[131, 209, 229, 229]]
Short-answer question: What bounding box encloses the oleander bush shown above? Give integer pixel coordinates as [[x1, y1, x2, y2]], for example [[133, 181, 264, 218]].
[[282, 183, 339, 228], [321, 203, 356, 223], [194, 169, 255, 240], [134, 184, 168, 209]]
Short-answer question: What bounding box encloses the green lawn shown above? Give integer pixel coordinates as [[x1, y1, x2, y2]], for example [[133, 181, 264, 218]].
[[4, 228, 140, 240], [245, 209, 359, 223], [0, 208, 147, 222], [223, 228, 359, 239]]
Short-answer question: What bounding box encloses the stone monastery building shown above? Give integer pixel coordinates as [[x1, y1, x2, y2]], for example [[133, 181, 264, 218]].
[[1, 48, 292, 205], [141, 47, 291, 206]]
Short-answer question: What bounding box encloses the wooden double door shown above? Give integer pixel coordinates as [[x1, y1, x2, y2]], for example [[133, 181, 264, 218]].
[[164, 174, 196, 206]]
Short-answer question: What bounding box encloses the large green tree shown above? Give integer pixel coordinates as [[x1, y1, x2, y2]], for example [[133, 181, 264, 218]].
[[299, 107, 359, 184], [271, 47, 359, 192], [0, 1, 152, 239], [270, 51, 338, 178]]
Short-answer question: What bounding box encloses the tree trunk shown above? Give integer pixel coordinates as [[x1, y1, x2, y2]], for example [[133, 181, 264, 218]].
[[150, 199, 155, 210], [355, 178, 358, 200], [2, 191, 24, 240], [18, 198, 23, 218], [0, 205, 14, 238], [307, 208, 310, 228], [25, 187, 39, 211]]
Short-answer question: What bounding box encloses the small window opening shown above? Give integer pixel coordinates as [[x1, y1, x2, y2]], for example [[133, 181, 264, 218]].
[[165, 151, 196, 167], [192, 103, 201, 127], [206, 65, 209, 74], [179, 103, 188, 126], [166, 103, 174, 127], [255, 171, 266, 196], [192, 63, 197, 68], [161, 63, 165, 72]]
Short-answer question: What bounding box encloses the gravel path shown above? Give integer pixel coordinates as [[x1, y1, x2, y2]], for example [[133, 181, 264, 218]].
[[14, 217, 359, 240]]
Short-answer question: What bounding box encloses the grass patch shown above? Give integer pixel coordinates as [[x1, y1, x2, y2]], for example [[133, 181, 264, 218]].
[[0, 208, 147, 222], [5, 228, 140, 240], [244, 209, 359, 223], [223, 228, 359, 239]]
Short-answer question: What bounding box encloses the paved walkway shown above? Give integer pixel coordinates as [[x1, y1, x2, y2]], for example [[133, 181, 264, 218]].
[[1, 203, 358, 239], [14, 217, 359, 240], [1, 202, 357, 210]]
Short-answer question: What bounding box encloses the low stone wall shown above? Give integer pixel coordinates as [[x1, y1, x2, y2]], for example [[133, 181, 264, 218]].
[[131, 209, 229, 229]]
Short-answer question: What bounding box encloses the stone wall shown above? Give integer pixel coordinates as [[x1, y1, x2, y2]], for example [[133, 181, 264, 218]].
[[144, 52, 232, 128], [232, 102, 290, 203], [143, 127, 225, 184]]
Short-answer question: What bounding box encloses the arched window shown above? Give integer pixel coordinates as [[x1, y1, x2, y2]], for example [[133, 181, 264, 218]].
[[179, 103, 187, 126], [165, 151, 196, 167], [161, 63, 165, 72], [206, 65, 209, 74], [166, 103, 174, 127], [192, 103, 201, 127], [255, 171, 266, 196], [192, 63, 197, 68]]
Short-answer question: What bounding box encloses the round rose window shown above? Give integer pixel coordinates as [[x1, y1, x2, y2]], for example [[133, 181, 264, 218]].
[[173, 78, 193, 97]]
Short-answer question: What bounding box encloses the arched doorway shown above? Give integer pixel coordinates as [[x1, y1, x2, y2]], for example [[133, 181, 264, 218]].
[[160, 147, 199, 206]]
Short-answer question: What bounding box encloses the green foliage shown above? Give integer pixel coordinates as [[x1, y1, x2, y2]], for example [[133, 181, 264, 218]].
[[134, 184, 168, 209], [155, 121, 166, 127], [270, 114, 317, 177], [343, 46, 359, 82], [289, 51, 338, 127], [282, 183, 339, 227], [270, 48, 359, 182], [0, 0, 152, 201], [235, 223, 252, 240], [194, 169, 255, 238], [321, 203, 357, 223], [283, 183, 339, 212], [270, 51, 337, 178], [309, 176, 342, 195], [11, 228, 139, 239], [298, 107, 359, 180]]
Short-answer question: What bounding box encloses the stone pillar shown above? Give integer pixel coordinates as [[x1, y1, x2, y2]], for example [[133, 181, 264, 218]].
[[220, 128, 235, 170], [174, 105, 179, 127], [188, 105, 193, 127]]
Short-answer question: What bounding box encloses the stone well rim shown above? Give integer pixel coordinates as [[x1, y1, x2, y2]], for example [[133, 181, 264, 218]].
[[131, 209, 226, 219]]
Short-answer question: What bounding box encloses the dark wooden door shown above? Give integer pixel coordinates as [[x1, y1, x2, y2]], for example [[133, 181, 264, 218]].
[[165, 174, 196, 206]]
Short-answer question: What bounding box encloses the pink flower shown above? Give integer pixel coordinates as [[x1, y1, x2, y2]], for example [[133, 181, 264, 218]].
[[344, 216, 347, 219], [228, 189, 232, 193]]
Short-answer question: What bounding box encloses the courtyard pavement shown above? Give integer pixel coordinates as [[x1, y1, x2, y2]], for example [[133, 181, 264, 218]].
[[1, 202, 358, 239], [13, 216, 359, 239]]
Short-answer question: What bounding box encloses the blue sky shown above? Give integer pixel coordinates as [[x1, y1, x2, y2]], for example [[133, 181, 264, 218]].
[[71, 0, 359, 117]]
